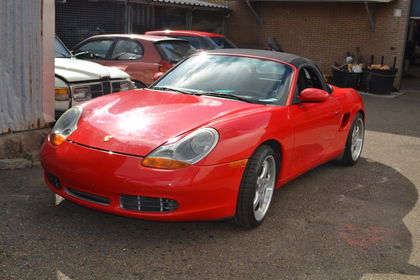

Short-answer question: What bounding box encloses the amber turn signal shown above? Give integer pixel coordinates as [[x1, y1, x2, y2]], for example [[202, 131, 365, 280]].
[[227, 159, 248, 168], [49, 133, 66, 146], [55, 88, 70, 101], [142, 157, 191, 169]]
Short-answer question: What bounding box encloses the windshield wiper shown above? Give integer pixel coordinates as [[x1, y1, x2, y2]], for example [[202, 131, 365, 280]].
[[195, 92, 255, 103], [150, 86, 194, 95]]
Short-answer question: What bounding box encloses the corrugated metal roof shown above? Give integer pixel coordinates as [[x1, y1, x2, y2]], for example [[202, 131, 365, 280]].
[[248, 0, 392, 2], [151, 0, 228, 9], [91, 0, 229, 9]]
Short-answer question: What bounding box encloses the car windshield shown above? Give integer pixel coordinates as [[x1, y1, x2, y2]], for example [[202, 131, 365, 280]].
[[208, 37, 237, 49], [155, 40, 196, 63], [172, 35, 216, 50], [152, 54, 293, 105], [55, 37, 72, 58]]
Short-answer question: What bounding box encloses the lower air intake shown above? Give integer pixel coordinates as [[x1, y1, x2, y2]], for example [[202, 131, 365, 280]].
[[67, 188, 111, 206], [46, 172, 62, 190], [120, 195, 178, 213]]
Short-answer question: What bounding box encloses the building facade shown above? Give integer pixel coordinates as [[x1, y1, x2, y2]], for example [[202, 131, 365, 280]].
[[55, 0, 414, 88], [227, 0, 412, 88]]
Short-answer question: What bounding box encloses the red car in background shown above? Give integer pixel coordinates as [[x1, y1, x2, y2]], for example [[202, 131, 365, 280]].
[[145, 30, 237, 50], [71, 34, 196, 87]]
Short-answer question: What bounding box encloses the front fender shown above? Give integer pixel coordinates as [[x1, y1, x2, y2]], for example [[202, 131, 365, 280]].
[[199, 106, 294, 175]]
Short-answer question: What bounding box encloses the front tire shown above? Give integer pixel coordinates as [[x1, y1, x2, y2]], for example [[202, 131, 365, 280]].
[[339, 112, 364, 166], [234, 145, 277, 228]]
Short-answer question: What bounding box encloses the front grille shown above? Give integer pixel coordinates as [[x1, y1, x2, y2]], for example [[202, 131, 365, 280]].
[[120, 195, 178, 213], [102, 81, 111, 94], [46, 172, 62, 190], [112, 81, 122, 93], [90, 83, 103, 98], [66, 188, 111, 206], [72, 80, 126, 100]]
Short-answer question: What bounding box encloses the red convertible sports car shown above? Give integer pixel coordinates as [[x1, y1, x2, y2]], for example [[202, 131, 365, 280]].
[[41, 49, 365, 228]]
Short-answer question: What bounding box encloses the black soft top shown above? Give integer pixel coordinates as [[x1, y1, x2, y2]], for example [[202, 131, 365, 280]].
[[205, 48, 313, 68]]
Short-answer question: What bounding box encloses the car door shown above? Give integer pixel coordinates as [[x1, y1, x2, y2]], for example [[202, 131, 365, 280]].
[[289, 66, 342, 175], [72, 38, 115, 67]]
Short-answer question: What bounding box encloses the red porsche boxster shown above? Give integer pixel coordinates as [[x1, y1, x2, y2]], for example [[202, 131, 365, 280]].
[[41, 49, 365, 228]]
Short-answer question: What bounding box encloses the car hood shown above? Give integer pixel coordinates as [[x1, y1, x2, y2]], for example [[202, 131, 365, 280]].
[[55, 57, 129, 82], [68, 89, 267, 156]]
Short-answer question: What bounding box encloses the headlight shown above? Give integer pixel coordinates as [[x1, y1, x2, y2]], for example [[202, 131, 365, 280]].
[[55, 88, 70, 101], [120, 80, 134, 91], [72, 86, 91, 101], [142, 128, 219, 169], [49, 106, 82, 146]]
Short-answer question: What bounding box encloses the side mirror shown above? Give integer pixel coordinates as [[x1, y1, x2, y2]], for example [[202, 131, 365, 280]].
[[153, 72, 165, 81], [299, 88, 329, 102]]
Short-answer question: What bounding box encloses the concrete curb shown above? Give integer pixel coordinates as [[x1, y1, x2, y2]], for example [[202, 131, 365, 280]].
[[358, 90, 407, 98], [0, 158, 32, 170], [0, 128, 50, 169]]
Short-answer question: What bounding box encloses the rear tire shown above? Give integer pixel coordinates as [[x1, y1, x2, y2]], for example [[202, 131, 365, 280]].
[[234, 145, 277, 228], [338, 112, 364, 166]]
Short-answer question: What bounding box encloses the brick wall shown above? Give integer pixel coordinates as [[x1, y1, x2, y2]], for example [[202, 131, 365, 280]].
[[227, 0, 410, 88], [227, 1, 264, 48]]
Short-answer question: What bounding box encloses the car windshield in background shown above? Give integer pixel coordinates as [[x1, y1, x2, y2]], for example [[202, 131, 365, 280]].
[[155, 41, 196, 64], [172, 36, 216, 50], [152, 54, 293, 105], [208, 37, 237, 49], [73, 39, 114, 60], [55, 37, 72, 58]]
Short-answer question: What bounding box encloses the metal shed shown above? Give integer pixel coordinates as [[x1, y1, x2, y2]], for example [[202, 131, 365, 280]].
[[0, 0, 54, 164]]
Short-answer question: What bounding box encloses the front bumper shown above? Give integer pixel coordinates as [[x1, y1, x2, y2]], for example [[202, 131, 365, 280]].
[[40, 140, 246, 221]]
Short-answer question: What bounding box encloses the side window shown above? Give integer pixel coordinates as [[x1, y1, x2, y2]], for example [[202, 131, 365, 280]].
[[73, 39, 114, 60], [110, 39, 143, 60], [297, 67, 323, 93]]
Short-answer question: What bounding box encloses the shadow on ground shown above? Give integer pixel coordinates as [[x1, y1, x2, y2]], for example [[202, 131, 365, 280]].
[[1, 159, 419, 280], [363, 64, 420, 139]]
